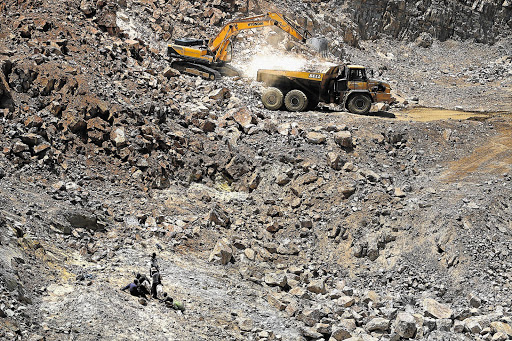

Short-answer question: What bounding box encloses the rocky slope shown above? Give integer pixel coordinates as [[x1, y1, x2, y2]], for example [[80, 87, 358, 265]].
[[1, 0, 512, 341]]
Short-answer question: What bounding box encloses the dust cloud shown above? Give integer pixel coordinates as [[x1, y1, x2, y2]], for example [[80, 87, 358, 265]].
[[234, 46, 335, 79]]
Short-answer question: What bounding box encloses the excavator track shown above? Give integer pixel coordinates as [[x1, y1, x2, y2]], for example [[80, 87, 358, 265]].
[[214, 64, 241, 77], [170, 61, 222, 80]]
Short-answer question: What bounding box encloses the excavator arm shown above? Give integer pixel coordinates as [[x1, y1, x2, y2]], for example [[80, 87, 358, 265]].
[[208, 12, 311, 63]]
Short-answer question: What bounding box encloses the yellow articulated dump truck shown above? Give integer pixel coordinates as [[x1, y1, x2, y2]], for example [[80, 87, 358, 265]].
[[257, 64, 394, 115]]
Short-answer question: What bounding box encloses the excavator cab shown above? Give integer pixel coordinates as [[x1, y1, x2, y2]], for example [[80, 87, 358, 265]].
[[217, 41, 233, 63]]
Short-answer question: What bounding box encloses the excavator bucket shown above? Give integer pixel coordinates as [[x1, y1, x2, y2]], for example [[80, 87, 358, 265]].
[[306, 37, 329, 57]]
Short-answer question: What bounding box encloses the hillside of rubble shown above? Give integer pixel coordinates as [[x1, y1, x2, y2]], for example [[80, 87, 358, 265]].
[[1, 0, 512, 340]]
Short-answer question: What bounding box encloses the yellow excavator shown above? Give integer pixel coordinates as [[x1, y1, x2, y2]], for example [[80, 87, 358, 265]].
[[167, 12, 326, 80]]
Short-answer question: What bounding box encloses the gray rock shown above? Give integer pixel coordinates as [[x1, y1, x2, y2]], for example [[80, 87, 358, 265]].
[[298, 307, 326, 327], [334, 131, 353, 148], [209, 87, 230, 100], [468, 292, 482, 308], [162, 67, 180, 78], [464, 315, 490, 334], [394, 312, 417, 338], [64, 210, 100, 231], [306, 131, 327, 144], [314, 322, 331, 334], [301, 327, 323, 339], [307, 279, 327, 294], [423, 317, 437, 332], [366, 239, 379, 261], [327, 152, 345, 170], [208, 238, 233, 265], [337, 295, 355, 307], [415, 32, 433, 48], [110, 127, 127, 147], [423, 298, 452, 319], [208, 204, 230, 227], [12, 141, 29, 154], [490, 322, 512, 337], [436, 318, 452, 332], [237, 317, 253, 332], [331, 325, 352, 340], [453, 320, 465, 333], [366, 317, 390, 332], [267, 292, 286, 311], [264, 272, 287, 287]]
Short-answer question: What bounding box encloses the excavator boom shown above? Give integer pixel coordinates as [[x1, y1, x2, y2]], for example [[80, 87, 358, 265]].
[[208, 12, 311, 62]]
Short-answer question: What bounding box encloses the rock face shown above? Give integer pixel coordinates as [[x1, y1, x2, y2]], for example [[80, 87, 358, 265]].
[[321, 0, 512, 44]]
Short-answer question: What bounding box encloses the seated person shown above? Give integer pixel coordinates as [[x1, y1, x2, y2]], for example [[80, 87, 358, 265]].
[[121, 279, 141, 297]]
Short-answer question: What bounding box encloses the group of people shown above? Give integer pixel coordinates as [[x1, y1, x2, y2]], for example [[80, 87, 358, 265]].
[[121, 253, 174, 308]]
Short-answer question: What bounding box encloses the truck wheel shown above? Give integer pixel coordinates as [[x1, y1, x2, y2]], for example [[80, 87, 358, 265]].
[[347, 94, 371, 115], [284, 89, 309, 112], [261, 87, 284, 110]]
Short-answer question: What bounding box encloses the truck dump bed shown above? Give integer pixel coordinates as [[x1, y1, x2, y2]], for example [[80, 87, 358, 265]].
[[257, 69, 325, 99]]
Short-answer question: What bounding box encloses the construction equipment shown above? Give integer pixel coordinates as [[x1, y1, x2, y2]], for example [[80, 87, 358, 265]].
[[257, 64, 394, 115], [167, 12, 326, 80]]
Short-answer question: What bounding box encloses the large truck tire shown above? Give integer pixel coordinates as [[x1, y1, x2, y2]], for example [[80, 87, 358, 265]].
[[347, 94, 371, 115], [261, 87, 284, 110], [284, 89, 309, 112]]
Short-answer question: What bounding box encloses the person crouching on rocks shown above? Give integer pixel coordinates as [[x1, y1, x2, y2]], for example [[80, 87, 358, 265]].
[[160, 292, 173, 307], [121, 279, 145, 298], [136, 273, 151, 296], [135, 274, 150, 297]]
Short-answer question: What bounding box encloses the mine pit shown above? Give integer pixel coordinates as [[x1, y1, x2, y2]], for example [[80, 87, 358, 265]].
[[1, 0, 511, 340]]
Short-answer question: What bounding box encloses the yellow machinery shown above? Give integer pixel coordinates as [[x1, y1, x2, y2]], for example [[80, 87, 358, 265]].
[[167, 12, 322, 80], [257, 64, 394, 115]]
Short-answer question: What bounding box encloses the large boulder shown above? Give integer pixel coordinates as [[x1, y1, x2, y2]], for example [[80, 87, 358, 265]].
[[422, 298, 452, 319], [334, 131, 352, 148], [208, 238, 233, 265], [225, 155, 249, 180], [264, 272, 287, 287], [464, 315, 490, 334], [0, 67, 14, 111], [490, 322, 512, 337], [87, 117, 109, 143], [394, 312, 417, 338], [306, 132, 326, 144], [232, 106, 255, 129], [110, 127, 127, 147], [366, 317, 390, 332], [50, 209, 102, 234], [331, 325, 352, 340], [307, 278, 327, 294], [208, 204, 230, 227], [297, 307, 326, 327]]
